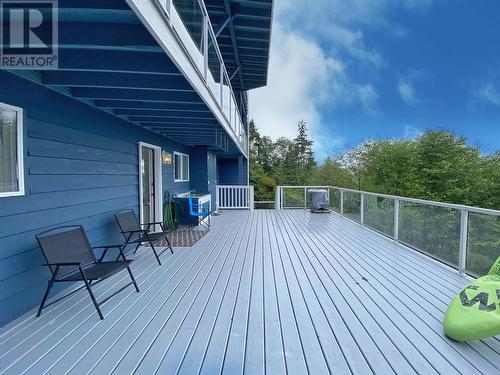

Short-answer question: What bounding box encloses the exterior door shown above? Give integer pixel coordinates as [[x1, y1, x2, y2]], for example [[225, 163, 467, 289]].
[[141, 145, 155, 226]]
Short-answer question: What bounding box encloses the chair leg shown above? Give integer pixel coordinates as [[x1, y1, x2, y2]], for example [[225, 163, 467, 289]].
[[165, 234, 174, 255], [98, 247, 109, 262], [147, 236, 162, 266], [133, 242, 141, 255], [199, 216, 210, 231], [126, 266, 139, 292], [80, 268, 104, 319], [36, 279, 54, 317]]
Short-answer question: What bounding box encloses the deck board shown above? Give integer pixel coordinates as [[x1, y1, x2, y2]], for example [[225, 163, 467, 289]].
[[0, 210, 499, 375]]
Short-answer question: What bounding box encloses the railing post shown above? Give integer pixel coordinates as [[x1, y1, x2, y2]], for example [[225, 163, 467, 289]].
[[458, 209, 468, 275], [249, 186, 254, 210], [164, 0, 171, 18], [280, 187, 284, 210], [216, 185, 219, 211], [360, 193, 364, 225], [340, 190, 344, 215], [304, 188, 307, 210], [394, 198, 399, 242], [202, 13, 208, 79], [220, 65, 224, 105]]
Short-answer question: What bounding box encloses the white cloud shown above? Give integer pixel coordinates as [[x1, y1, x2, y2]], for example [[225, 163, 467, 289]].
[[314, 135, 347, 162], [275, 0, 386, 66], [397, 70, 427, 106], [249, 24, 379, 143], [403, 124, 423, 139], [398, 79, 418, 105], [276, 0, 434, 50], [468, 81, 500, 111], [249, 0, 435, 161], [357, 84, 379, 115], [249, 25, 337, 140], [476, 82, 500, 106], [401, 0, 435, 9]]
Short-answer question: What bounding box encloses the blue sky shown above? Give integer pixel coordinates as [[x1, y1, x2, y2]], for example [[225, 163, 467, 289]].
[[249, 0, 500, 162]]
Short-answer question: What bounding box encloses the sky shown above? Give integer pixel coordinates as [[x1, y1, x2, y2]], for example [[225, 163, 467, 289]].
[[248, 0, 500, 162]]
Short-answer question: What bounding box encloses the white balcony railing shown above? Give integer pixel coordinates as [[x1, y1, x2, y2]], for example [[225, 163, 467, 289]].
[[216, 185, 254, 210], [154, 0, 247, 154], [275, 186, 500, 277]]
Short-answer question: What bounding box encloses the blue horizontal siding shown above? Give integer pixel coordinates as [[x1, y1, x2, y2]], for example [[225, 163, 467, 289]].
[[0, 72, 192, 326], [28, 174, 138, 194], [187, 148, 219, 204], [217, 156, 248, 185]]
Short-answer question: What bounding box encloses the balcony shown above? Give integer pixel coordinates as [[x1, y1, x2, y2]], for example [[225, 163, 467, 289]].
[[1, 210, 498, 374], [5, 0, 256, 157], [150, 0, 248, 153]]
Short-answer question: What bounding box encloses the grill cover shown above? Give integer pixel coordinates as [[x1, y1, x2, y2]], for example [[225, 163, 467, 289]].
[[309, 189, 330, 212]]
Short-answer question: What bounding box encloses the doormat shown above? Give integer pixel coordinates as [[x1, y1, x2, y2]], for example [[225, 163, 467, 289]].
[[147, 229, 208, 247]]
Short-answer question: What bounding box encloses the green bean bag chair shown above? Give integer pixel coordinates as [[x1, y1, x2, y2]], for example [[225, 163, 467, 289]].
[[444, 256, 500, 341]]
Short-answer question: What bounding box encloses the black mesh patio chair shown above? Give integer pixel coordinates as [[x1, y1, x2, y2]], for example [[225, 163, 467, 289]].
[[114, 209, 173, 266], [36, 225, 139, 320]]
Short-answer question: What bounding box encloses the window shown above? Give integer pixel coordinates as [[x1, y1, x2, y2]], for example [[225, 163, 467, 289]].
[[0, 103, 24, 197], [174, 152, 189, 182]]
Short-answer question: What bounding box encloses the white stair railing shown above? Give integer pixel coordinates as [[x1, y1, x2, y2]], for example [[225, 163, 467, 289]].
[[216, 185, 254, 210]]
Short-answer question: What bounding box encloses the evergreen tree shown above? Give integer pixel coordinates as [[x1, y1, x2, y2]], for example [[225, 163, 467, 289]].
[[294, 120, 316, 169]]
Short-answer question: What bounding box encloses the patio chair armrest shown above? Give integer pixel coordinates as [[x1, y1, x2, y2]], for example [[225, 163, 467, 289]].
[[191, 204, 210, 211], [92, 244, 124, 262], [142, 222, 166, 231], [149, 221, 166, 228], [122, 229, 148, 235], [197, 206, 211, 213], [91, 244, 123, 250], [42, 261, 81, 267]]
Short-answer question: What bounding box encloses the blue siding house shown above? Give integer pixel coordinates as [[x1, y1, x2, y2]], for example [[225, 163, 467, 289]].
[[0, 0, 273, 326]]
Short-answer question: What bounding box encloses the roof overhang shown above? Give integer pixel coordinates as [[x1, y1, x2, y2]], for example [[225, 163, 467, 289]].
[[205, 0, 274, 91], [5, 0, 245, 155]]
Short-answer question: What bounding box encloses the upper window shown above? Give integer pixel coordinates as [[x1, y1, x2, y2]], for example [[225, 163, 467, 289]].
[[0, 103, 24, 197], [174, 151, 189, 182]]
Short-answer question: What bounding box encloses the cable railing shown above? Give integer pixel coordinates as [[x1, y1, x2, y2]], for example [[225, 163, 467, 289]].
[[275, 185, 500, 277], [154, 0, 247, 154]]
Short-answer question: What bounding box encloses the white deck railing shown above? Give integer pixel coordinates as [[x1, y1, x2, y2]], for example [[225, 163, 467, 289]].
[[275, 185, 500, 276], [216, 185, 254, 210]]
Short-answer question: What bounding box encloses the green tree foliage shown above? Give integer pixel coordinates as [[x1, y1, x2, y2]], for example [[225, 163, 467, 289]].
[[249, 120, 317, 201], [250, 125, 499, 210], [345, 130, 498, 209], [309, 157, 354, 188]]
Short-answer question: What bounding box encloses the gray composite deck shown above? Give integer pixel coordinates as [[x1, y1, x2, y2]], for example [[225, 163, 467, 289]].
[[0, 210, 499, 375]]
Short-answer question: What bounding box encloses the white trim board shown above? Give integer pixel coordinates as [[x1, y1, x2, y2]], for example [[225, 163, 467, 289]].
[[0, 101, 24, 198], [138, 142, 163, 228], [173, 150, 189, 182]]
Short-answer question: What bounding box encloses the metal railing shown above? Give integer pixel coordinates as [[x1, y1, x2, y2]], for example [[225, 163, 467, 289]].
[[275, 186, 500, 276], [154, 0, 247, 154], [216, 185, 254, 210]]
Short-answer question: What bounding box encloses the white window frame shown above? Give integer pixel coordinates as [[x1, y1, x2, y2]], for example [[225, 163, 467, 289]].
[[173, 151, 190, 182], [0, 102, 24, 198]]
